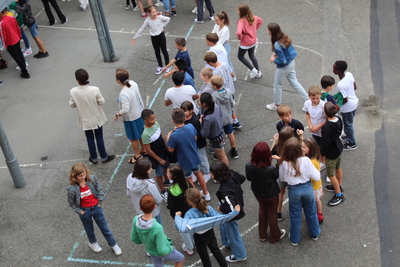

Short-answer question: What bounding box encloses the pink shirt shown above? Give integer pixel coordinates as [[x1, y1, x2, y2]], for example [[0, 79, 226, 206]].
[[236, 15, 263, 47]]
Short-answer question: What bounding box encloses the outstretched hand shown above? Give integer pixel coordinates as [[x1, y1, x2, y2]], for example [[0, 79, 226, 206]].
[[130, 38, 136, 46]]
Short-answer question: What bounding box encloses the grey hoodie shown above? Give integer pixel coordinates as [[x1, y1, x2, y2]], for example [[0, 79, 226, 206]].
[[212, 88, 235, 126]]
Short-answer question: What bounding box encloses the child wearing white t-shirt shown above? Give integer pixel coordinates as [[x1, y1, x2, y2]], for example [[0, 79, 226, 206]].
[[302, 86, 326, 146]]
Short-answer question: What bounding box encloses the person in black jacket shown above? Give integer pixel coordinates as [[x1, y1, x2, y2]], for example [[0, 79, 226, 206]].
[[245, 142, 286, 243], [210, 161, 247, 263]]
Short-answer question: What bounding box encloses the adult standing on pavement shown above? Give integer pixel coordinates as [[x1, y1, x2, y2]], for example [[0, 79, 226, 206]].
[[15, 0, 49, 58], [114, 68, 146, 164], [69, 69, 115, 164], [67, 163, 122, 255], [236, 4, 263, 79], [266, 23, 308, 111], [0, 8, 30, 78], [41, 0, 68, 26]]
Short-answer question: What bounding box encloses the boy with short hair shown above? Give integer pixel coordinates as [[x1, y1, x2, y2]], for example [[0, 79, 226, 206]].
[[302, 86, 326, 146], [164, 71, 198, 114], [141, 109, 169, 197], [333, 60, 358, 150], [321, 102, 345, 206], [204, 51, 241, 129], [276, 105, 304, 139], [164, 59, 196, 90], [131, 195, 185, 267], [166, 109, 211, 201], [205, 33, 228, 67], [320, 75, 340, 109], [162, 37, 194, 79], [210, 75, 238, 159]]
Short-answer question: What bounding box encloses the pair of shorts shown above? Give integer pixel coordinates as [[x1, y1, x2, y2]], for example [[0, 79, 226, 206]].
[[312, 134, 322, 146], [149, 248, 184, 267], [28, 22, 38, 38], [183, 165, 201, 178], [223, 123, 234, 134], [325, 155, 342, 178], [154, 162, 169, 177], [314, 187, 324, 201], [124, 117, 145, 141], [210, 134, 224, 149]]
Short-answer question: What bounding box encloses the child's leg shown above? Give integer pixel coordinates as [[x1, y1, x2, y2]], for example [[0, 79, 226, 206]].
[[255, 197, 268, 240], [336, 167, 343, 186], [237, 47, 254, 70], [193, 232, 212, 266], [180, 232, 194, 250], [342, 110, 356, 145], [214, 148, 229, 166], [139, 138, 146, 153], [130, 140, 141, 160], [155, 165, 166, 191], [226, 133, 236, 149], [159, 32, 169, 66], [194, 170, 209, 195], [247, 46, 260, 71], [198, 147, 210, 174], [185, 176, 195, 188], [151, 35, 163, 67], [277, 187, 286, 213], [266, 194, 281, 243], [205, 229, 228, 267]]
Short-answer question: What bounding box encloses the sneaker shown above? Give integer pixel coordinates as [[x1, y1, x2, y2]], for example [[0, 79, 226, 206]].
[[326, 176, 331, 183], [20, 73, 30, 79], [125, 4, 132, 10], [165, 67, 171, 73], [88, 242, 102, 252], [132, 6, 139, 11], [146, 252, 150, 256], [191, 6, 197, 13], [255, 71, 262, 78], [154, 1, 163, 6], [225, 255, 247, 263], [142, 12, 147, 18], [311, 236, 318, 241], [230, 148, 239, 159], [208, 148, 215, 154], [249, 68, 258, 78], [194, 18, 204, 24], [339, 134, 347, 142], [277, 212, 282, 222], [200, 190, 211, 202], [279, 229, 287, 240], [212, 154, 218, 160], [203, 173, 212, 183], [0, 81, 3, 85], [15, 61, 29, 70], [320, 163, 326, 170], [232, 121, 242, 129], [182, 243, 194, 256], [325, 184, 344, 192], [89, 157, 98, 164], [81, 7, 87, 11], [155, 66, 163, 75], [50, 19, 57, 26], [209, 16, 215, 21], [328, 194, 345, 206], [213, 179, 219, 184], [102, 154, 115, 163], [343, 143, 357, 150], [171, 10, 177, 16], [34, 51, 49, 59], [291, 241, 298, 246], [62, 18, 68, 24], [160, 190, 168, 202], [112, 244, 122, 255], [266, 103, 278, 110]]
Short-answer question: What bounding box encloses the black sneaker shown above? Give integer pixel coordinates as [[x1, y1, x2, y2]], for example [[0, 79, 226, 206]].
[[339, 134, 347, 142], [89, 157, 98, 164], [230, 148, 239, 159], [343, 143, 357, 150], [34, 51, 49, 59], [225, 255, 247, 263], [20, 73, 30, 79], [212, 154, 218, 160], [328, 194, 345, 206], [102, 154, 115, 163], [171, 10, 177, 16], [324, 185, 344, 192], [232, 121, 242, 129], [277, 212, 283, 222]]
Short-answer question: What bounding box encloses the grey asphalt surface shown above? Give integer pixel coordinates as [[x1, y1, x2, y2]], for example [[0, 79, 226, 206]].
[[0, 0, 382, 266]]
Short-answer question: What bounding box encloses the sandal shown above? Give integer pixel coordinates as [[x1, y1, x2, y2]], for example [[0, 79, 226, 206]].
[[140, 151, 148, 157], [128, 155, 142, 164]]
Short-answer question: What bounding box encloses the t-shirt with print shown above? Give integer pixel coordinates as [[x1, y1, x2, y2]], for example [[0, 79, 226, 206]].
[[175, 50, 194, 79], [80, 185, 98, 207], [337, 72, 358, 113], [167, 124, 201, 170], [302, 100, 326, 137], [142, 121, 168, 169], [165, 85, 199, 114]]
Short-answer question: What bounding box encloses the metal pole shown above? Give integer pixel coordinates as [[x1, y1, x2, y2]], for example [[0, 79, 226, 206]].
[[97, 0, 117, 61], [0, 121, 26, 188], [88, 0, 111, 62]]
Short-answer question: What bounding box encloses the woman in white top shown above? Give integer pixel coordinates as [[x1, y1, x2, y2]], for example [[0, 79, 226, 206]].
[[131, 5, 170, 75], [114, 68, 146, 164], [278, 137, 320, 246], [212, 10, 235, 75]]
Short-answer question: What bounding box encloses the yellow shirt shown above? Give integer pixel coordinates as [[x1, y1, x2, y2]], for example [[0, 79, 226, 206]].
[[311, 158, 322, 191]]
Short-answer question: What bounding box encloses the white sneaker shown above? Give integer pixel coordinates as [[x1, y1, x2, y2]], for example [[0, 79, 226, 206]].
[[155, 66, 163, 75], [112, 244, 122, 255], [326, 176, 331, 183], [320, 163, 326, 170], [88, 242, 102, 252], [132, 6, 139, 11], [266, 103, 277, 110], [209, 16, 215, 21], [203, 173, 211, 183], [164, 66, 171, 73], [249, 68, 258, 78], [191, 6, 197, 13], [279, 229, 287, 240], [182, 243, 194, 255], [154, 1, 163, 6], [200, 190, 211, 202], [255, 71, 262, 78], [126, 4, 132, 10], [23, 47, 32, 57], [15, 61, 29, 70], [194, 18, 204, 24]]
